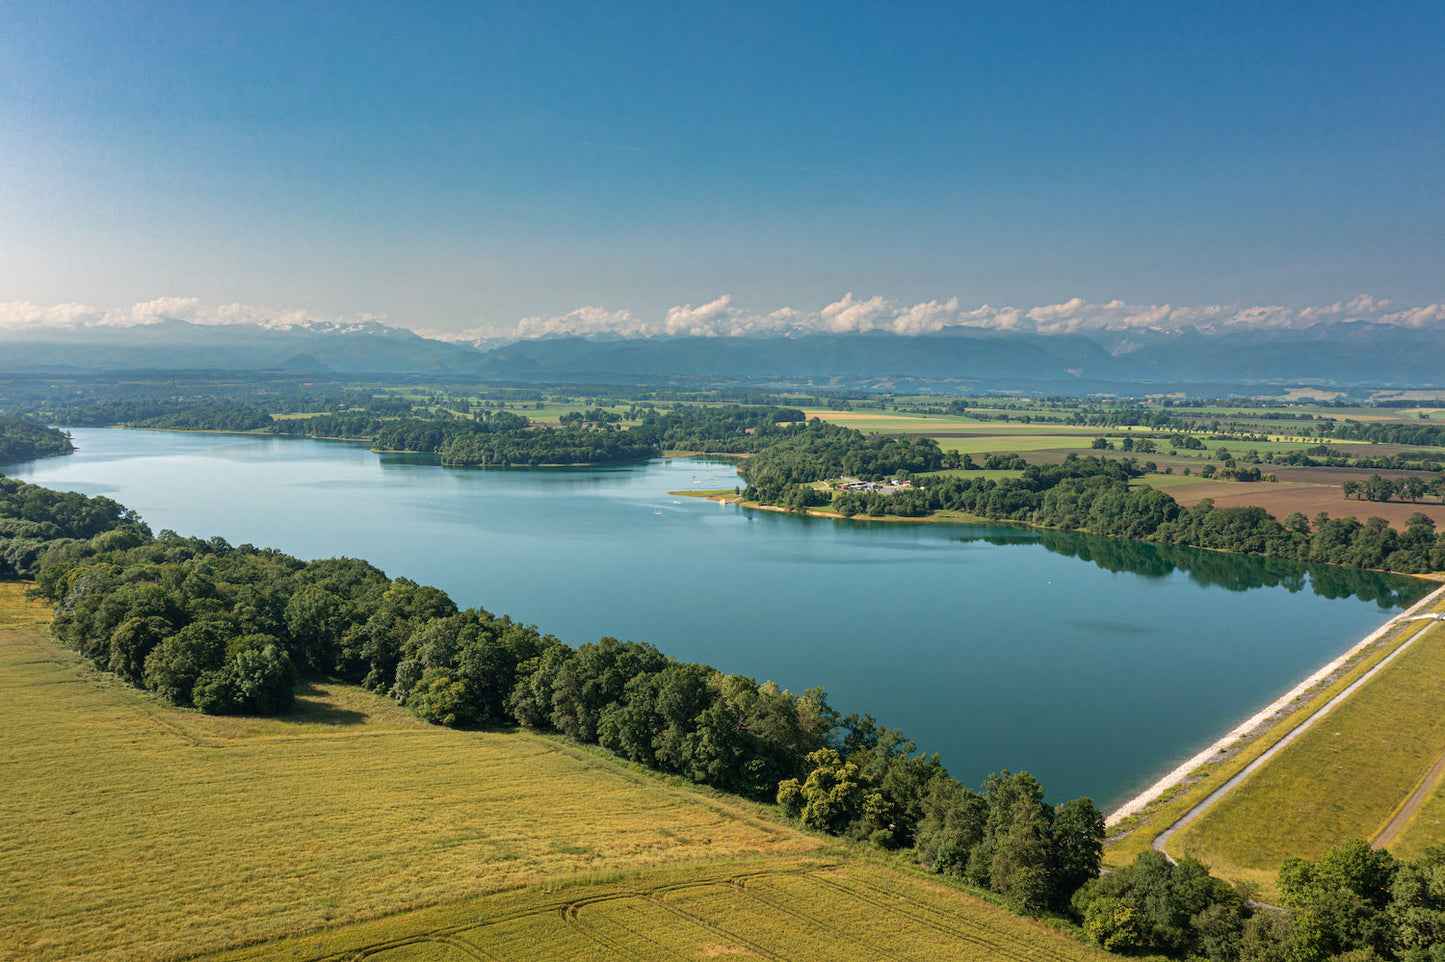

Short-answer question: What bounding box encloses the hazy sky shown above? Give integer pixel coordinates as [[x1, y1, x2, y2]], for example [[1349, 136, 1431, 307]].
[[3, 2, 1442, 337]]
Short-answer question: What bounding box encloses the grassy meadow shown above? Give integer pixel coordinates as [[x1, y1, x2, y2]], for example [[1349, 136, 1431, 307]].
[[0, 583, 1112, 962], [1391, 780, 1445, 860]]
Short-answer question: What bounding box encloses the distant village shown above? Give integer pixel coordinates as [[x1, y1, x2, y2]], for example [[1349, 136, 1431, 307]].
[[831, 476, 916, 494]]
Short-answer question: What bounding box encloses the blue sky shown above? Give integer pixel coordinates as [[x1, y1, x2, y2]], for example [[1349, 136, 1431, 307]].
[[2, 1, 1442, 337]]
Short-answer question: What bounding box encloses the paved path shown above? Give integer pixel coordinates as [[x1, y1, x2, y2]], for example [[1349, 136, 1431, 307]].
[[1373, 748, 1445, 850], [1151, 584, 1445, 857]]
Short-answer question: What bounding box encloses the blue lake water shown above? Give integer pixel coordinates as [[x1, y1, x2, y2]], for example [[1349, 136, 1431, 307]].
[[4, 427, 1430, 810]]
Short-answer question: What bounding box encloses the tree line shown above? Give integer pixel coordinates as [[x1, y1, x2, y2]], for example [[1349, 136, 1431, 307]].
[[1326, 422, 1445, 447], [364, 405, 810, 466], [1344, 475, 1443, 504], [1083, 839, 1445, 962], [204, 401, 814, 467]]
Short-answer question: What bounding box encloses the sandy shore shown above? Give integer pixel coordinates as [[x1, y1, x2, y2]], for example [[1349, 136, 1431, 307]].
[[1107, 580, 1445, 826]]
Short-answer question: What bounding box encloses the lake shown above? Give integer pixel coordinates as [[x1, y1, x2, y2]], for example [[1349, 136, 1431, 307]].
[[4, 427, 1430, 810]]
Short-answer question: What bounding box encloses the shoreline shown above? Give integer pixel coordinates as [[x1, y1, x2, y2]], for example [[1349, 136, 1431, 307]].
[[699, 493, 1000, 528], [700, 493, 1445, 582], [1105, 580, 1445, 827]]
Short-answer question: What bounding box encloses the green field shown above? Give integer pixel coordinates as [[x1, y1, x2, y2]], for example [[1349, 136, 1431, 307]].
[[1128, 473, 1222, 491], [0, 583, 1111, 962], [937, 435, 1101, 455]]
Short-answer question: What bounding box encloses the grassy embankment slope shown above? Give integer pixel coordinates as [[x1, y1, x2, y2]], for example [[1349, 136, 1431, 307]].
[[1103, 587, 1445, 897], [0, 583, 1109, 962]]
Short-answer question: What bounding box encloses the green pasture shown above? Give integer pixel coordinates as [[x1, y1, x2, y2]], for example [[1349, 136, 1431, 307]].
[[801, 409, 983, 433], [1391, 780, 1445, 860], [1129, 473, 1220, 491], [920, 468, 1028, 482], [935, 435, 1100, 454]]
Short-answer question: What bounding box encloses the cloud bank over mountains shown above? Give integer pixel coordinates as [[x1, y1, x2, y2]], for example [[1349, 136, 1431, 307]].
[[3, 293, 1444, 342], [508, 293, 1445, 339], [0, 297, 390, 334]]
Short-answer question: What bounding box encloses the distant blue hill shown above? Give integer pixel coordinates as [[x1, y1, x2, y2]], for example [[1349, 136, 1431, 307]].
[[0, 317, 1440, 388]]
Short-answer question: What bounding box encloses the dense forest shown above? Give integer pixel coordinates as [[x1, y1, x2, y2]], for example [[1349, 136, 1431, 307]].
[[362, 404, 811, 465], [0, 416, 75, 463], [0, 475, 142, 579]]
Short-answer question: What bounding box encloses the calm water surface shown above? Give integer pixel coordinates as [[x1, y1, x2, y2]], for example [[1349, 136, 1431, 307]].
[[5, 428, 1430, 810]]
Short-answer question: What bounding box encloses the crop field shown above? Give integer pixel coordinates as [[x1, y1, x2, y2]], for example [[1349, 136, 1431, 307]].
[[932, 435, 1102, 455], [1155, 477, 1445, 529], [203, 860, 1111, 962], [0, 591, 829, 961], [799, 408, 984, 433], [1168, 610, 1445, 889]]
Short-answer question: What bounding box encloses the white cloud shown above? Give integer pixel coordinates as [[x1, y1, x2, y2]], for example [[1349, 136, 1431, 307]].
[[4, 293, 1444, 341], [820, 293, 893, 333], [0, 298, 386, 332], [663, 295, 736, 336], [508, 292, 1444, 338], [0, 300, 95, 329], [1381, 303, 1445, 328], [514, 305, 646, 338]]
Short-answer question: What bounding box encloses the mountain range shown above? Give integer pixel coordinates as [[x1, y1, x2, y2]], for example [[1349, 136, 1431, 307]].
[[0, 317, 1439, 389]]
